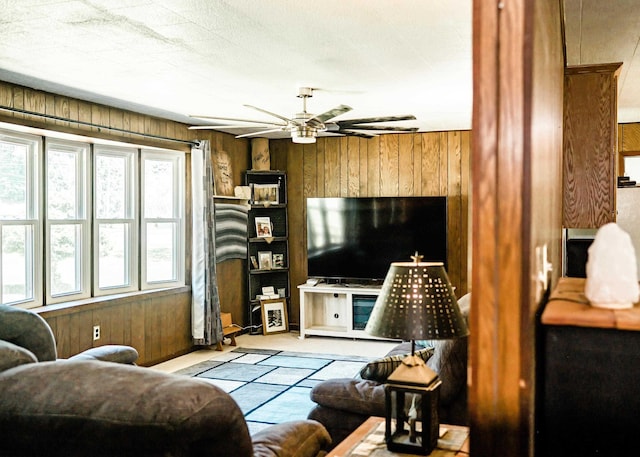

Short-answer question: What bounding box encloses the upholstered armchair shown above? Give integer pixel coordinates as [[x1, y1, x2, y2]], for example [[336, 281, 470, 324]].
[[0, 304, 139, 366]]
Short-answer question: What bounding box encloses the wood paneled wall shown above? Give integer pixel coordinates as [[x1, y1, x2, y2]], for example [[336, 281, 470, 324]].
[[0, 80, 251, 364], [270, 131, 471, 326], [38, 288, 191, 366]]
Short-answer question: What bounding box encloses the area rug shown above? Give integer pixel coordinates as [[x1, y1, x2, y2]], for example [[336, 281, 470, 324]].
[[174, 347, 371, 435]]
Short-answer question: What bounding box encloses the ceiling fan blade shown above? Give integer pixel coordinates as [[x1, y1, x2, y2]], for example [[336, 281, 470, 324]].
[[339, 130, 377, 139], [339, 125, 419, 132], [189, 114, 284, 127], [306, 104, 352, 127], [244, 104, 299, 125], [337, 115, 417, 125], [234, 128, 286, 139]]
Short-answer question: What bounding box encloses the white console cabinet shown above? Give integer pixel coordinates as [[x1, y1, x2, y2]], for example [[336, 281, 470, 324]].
[[298, 283, 392, 340]]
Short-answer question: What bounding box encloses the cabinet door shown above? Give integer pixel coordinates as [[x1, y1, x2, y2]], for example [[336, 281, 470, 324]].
[[563, 63, 621, 228]]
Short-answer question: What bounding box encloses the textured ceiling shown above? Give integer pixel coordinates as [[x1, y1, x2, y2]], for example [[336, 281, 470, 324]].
[[564, 0, 640, 123], [0, 1, 638, 140]]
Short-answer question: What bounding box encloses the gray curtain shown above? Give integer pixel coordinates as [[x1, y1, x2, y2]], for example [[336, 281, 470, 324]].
[[191, 140, 222, 346]]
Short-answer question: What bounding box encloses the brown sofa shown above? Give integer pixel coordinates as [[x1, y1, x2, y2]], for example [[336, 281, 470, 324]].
[[0, 305, 330, 457], [307, 293, 470, 446]]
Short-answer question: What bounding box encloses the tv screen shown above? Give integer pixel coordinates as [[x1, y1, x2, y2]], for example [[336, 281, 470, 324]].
[[306, 196, 447, 282]]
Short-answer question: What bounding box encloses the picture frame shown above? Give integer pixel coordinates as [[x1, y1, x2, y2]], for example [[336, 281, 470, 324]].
[[258, 251, 273, 270], [255, 216, 273, 238], [261, 299, 289, 335], [250, 255, 259, 269], [272, 253, 284, 268], [252, 183, 279, 205]]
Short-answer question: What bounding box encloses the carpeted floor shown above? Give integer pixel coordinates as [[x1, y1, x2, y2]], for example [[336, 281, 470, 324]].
[[174, 347, 371, 435]]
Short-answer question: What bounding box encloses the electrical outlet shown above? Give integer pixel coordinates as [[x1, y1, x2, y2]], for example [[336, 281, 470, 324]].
[[93, 325, 100, 341]]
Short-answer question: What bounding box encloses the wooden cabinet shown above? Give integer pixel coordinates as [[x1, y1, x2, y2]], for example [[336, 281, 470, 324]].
[[298, 284, 391, 340], [563, 63, 622, 228], [245, 170, 290, 334], [539, 277, 640, 455]]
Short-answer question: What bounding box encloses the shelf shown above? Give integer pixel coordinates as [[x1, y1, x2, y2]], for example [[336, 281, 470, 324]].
[[249, 236, 288, 243], [245, 170, 290, 334], [250, 267, 289, 274]]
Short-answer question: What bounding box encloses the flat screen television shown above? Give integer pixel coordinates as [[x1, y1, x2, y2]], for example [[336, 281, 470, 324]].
[[306, 196, 447, 283]]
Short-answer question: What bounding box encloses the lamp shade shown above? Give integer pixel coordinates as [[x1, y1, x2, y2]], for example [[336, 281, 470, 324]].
[[365, 260, 469, 341]]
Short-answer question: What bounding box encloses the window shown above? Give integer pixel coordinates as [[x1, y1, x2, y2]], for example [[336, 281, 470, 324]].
[[94, 146, 138, 295], [45, 140, 91, 303], [141, 150, 185, 289], [0, 132, 42, 307], [0, 127, 186, 307]]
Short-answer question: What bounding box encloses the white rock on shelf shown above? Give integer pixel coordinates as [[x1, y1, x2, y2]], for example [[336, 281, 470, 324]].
[[585, 222, 640, 309]]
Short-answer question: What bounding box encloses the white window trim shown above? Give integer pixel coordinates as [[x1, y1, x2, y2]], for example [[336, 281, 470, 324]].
[[93, 146, 139, 296], [0, 131, 43, 308], [44, 139, 91, 304], [140, 149, 185, 290]]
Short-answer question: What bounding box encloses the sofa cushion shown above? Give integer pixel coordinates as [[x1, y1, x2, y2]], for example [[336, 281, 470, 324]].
[[252, 420, 331, 457], [310, 378, 387, 417], [0, 340, 37, 372], [359, 347, 434, 382]]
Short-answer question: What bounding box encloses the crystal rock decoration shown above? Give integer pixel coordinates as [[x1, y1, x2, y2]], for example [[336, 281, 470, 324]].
[[585, 223, 640, 309]]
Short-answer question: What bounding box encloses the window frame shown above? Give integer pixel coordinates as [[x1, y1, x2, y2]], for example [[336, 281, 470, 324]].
[[0, 130, 43, 307], [44, 138, 92, 304], [93, 145, 139, 296], [140, 149, 186, 290]]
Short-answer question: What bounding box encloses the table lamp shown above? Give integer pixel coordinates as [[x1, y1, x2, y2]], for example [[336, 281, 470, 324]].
[[365, 253, 469, 455]]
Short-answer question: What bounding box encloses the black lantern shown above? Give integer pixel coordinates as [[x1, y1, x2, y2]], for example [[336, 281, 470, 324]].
[[385, 369, 442, 454], [365, 253, 469, 455]]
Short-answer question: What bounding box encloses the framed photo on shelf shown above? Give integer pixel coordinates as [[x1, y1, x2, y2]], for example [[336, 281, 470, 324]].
[[250, 255, 259, 269], [255, 216, 273, 238], [252, 183, 279, 205], [261, 299, 289, 335], [258, 251, 273, 270], [272, 253, 284, 268]]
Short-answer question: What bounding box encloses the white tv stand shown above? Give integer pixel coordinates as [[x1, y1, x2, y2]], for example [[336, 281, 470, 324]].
[[298, 283, 391, 340]]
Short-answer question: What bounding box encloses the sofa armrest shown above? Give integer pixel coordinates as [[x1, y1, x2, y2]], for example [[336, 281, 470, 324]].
[[252, 420, 331, 457], [68, 344, 139, 364], [310, 378, 386, 417]]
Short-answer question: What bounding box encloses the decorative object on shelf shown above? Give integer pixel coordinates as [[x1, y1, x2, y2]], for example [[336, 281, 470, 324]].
[[255, 216, 273, 238], [261, 299, 289, 335], [250, 256, 259, 269], [252, 183, 279, 205], [258, 251, 273, 270], [212, 149, 234, 196], [365, 253, 469, 455], [273, 253, 284, 268], [585, 222, 640, 309], [251, 138, 270, 170], [234, 185, 252, 200]]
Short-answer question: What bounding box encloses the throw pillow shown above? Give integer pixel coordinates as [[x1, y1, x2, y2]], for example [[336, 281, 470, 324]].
[[359, 347, 435, 383]]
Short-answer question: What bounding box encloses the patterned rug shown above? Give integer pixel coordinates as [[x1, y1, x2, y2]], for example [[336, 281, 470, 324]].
[[174, 347, 371, 435]]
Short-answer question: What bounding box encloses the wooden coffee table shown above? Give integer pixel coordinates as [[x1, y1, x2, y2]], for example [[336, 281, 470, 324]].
[[327, 416, 469, 457]]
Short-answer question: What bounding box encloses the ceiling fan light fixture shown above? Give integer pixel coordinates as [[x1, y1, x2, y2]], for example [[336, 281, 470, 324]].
[[291, 125, 317, 144]]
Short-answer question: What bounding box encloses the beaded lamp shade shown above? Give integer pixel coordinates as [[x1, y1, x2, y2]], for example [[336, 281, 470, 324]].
[[365, 256, 469, 341]]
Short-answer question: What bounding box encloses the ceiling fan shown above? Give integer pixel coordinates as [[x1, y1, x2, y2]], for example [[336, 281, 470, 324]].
[[189, 87, 418, 144]]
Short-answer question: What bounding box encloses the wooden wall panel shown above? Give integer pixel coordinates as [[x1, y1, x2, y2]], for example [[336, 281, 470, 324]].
[[620, 123, 640, 152], [271, 130, 471, 327]]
